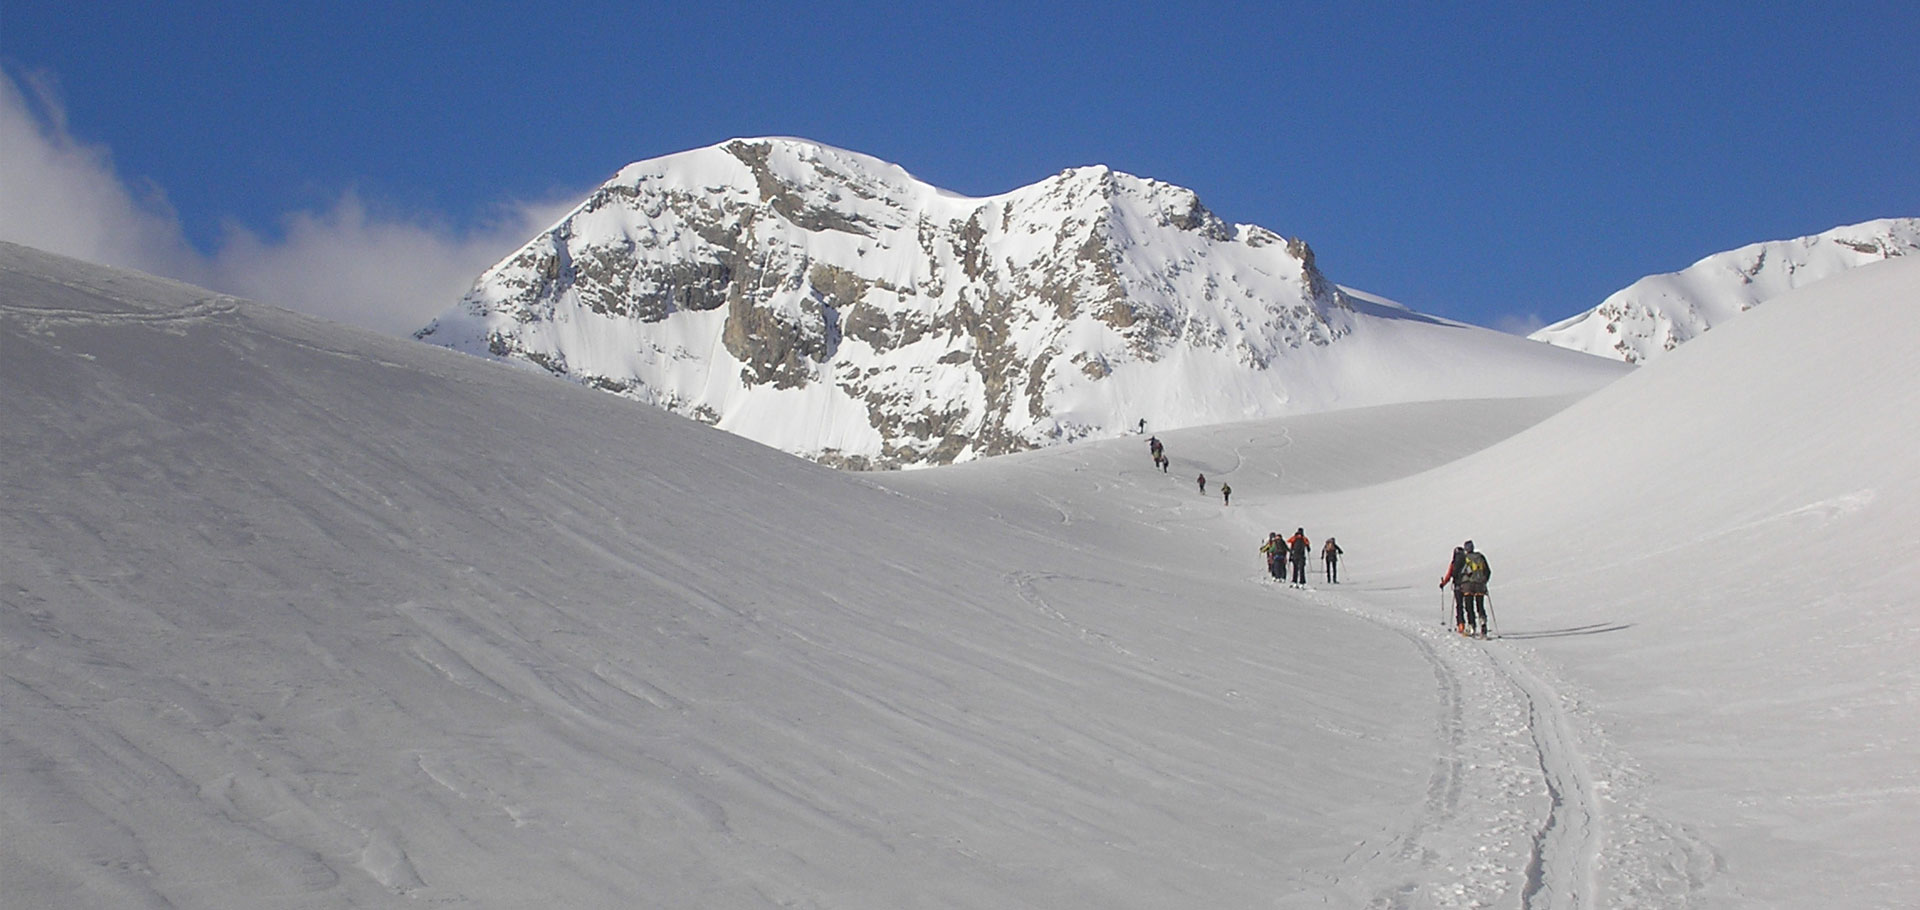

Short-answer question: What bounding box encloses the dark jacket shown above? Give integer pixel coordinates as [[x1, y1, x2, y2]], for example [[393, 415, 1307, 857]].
[[1440, 548, 1467, 587]]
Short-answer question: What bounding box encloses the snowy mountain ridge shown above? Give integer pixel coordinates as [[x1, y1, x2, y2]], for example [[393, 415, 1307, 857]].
[[417, 138, 1622, 467], [1529, 217, 1920, 363]]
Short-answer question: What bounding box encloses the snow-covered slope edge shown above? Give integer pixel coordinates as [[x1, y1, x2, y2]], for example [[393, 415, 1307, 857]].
[[417, 138, 1626, 467], [1529, 217, 1920, 363], [1276, 255, 1920, 906], [0, 242, 1496, 907]]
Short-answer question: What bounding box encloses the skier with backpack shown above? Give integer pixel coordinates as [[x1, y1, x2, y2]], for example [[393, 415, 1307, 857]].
[[1286, 528, 1310, 585], [1220, 483, 1232, 505], [1440, 541, 1491, 637], [1259, 532, 1286, 580], [1321, 537, 1343, 583]]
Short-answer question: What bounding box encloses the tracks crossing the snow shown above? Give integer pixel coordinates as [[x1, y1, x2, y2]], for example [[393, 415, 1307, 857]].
[[1279, 581, 1710, 909]]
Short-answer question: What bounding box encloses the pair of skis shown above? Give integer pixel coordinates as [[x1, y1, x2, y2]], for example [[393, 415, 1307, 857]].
[[1441, 590, 1499, 639]]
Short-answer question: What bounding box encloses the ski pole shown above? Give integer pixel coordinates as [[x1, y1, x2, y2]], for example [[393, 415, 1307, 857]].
[[1484, 593, 1498, 639]]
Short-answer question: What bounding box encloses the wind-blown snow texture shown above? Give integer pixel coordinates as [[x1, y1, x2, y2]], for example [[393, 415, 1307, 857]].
[[1529, 217, 1920, 363], [7, 242, 1919, 908], [417, 138, 1624, 468]]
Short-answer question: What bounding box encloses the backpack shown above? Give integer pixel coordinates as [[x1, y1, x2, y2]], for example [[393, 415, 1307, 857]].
[[1462, 551, 1490, 584]]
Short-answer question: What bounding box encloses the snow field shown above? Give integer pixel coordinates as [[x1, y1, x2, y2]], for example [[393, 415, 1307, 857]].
[[6, 244, 1919, 907]]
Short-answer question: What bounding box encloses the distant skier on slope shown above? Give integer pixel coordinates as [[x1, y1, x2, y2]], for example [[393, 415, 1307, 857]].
[[1197, 474, 1207, 494], [1220, 483, 1232, 505], [1322, 537, 1343, 583], [1286, 528, 1310, 585]]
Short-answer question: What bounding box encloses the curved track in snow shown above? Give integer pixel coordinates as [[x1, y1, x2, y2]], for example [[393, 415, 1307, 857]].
[[1291, 582, 1709, 909]]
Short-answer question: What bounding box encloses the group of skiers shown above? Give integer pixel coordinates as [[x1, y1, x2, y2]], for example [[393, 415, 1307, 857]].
[[1251, 532, 1493, 637], [1146, 429, 1494, 638], [1259, 529, 1343, 586], [1149, 437, 1233, 503]]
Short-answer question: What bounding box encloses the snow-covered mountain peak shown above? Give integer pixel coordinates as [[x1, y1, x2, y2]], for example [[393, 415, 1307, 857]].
[[420, 139, 1623, 467], [613, 137, 925, 195], [1530, 217, 1920, 363]]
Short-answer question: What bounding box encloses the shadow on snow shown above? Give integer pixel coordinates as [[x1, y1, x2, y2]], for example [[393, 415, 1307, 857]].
[[1496, 622, 1633, 640]]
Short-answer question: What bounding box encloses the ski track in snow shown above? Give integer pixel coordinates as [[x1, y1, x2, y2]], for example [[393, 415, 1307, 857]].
[[1280, 581, 1714, 909], [9, 294, 242, 327], [1006, 571, 1139, 661]]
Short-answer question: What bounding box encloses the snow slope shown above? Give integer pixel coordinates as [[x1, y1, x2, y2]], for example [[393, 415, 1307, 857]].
[[0, 244, 1519, 908], [6, 242, 1918, 908], [1238, 255, 1920, 907], [418, 138, 1627, 467], [1529, 218, 1920, 363]]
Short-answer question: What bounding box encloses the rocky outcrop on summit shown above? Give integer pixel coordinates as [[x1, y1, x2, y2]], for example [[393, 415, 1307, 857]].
[[419, 138, 1624, 468], [1530, 218, 1920, 364]]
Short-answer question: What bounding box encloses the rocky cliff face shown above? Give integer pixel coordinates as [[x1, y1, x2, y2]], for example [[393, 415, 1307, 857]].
[[418, 138, 1358, 468], [1529, 218, 1920, 364]]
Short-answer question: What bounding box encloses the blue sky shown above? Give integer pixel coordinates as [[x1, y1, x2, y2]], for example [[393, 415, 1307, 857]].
[[3, 1, 1915, 335]]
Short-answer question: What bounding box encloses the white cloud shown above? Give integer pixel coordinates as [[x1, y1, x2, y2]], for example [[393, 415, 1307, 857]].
[[0, 68, 203, 281], [204, 194, 577, 337], [1493, 310, 1547, 336], [0, 67, 578, 337]]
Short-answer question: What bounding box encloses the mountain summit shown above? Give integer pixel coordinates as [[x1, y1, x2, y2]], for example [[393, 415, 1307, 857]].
[[419, 139, 1620, 467], [1529, 217, 1920, 363]]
